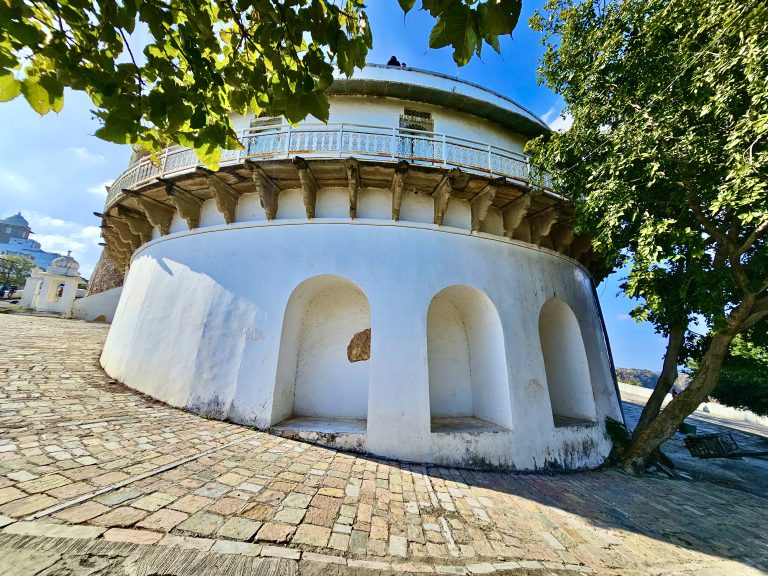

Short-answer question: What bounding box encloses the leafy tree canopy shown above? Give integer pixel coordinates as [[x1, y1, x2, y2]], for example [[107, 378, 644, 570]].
[[0, 0, 521, 167], [0, 254, 34, 287], [529, 0, 768, 468]]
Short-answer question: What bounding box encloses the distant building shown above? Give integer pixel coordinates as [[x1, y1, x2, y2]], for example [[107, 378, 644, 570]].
[[0, 213, 61, 271]]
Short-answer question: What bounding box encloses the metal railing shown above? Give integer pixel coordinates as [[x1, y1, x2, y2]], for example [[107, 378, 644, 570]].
[[107, 123, 552, 206]]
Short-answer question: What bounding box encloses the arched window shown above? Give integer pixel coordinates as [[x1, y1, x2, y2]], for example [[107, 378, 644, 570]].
[[427, 285, 512, 432], [272, 275, 371, 430], [539, 298, 597, 427]]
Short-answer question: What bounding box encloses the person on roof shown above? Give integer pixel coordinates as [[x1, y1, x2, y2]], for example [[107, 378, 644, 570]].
[[387, 55, 400, 66]]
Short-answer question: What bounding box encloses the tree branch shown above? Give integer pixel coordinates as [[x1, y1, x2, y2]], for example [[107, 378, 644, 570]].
[[737, 219, 768, 256], [686, 188, 728, 245]]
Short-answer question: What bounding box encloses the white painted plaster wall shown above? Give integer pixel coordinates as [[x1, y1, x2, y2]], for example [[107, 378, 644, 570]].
[[71, 286, 123, 322], [231, 93, 529, 156], [326, 96, 528, 154], [102, 220, 622, 470]]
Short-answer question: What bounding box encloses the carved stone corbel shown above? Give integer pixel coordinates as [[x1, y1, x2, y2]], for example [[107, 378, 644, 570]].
[[502, 192, 533, 239], [346, 157, 360, 219], [549, 222, 575, 253], [431, 168, 463, 226], [570, 234, 592, 260], [246, 160, 280, 220], [124, 191, 175, 236], [197, 168, 241, 224], [470, 177, 503, 232], [390, 160, 409, 221], [101, 225, 132, 268], [513, 220, 532, 243], [529, 207, 559, 245], [115, 205, 154, 244], [159, 178, 203, 230], [293, 157, 318, 219]]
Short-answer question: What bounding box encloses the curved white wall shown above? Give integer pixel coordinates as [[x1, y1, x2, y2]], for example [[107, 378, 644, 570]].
[[101, 220, 622, 470]]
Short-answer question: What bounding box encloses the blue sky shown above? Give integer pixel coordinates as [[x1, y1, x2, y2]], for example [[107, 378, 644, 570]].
[[0, 0, 668, 371]]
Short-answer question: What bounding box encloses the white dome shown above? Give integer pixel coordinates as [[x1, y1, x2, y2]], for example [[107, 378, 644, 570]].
[[47, 251, 80, 277]]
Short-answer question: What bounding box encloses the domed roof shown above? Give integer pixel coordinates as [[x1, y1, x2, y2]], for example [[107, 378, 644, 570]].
[[47, 251, 80, 277], [0, 212, 30, 228]]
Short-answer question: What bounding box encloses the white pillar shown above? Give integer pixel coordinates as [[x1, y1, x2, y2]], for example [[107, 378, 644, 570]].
[[58, 279, 79, 316], [19, 275, 39, 308], [365, 291, 432, 462]]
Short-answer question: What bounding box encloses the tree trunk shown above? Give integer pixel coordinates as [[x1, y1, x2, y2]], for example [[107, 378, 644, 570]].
[[632, 325, 685, 438], [620, 330, 735, 472]]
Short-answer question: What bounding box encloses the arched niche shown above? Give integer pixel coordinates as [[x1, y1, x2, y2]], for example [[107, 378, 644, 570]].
[[539, 297, 597, 426], [427, 285, 512, 432], [272, 275, 371, 429]]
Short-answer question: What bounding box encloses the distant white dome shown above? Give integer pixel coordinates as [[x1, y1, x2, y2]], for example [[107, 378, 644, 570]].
[[47, 251, 80, 277]]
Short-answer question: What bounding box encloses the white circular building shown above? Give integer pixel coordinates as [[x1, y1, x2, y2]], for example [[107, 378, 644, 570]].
[[99, 64, 623, 471]]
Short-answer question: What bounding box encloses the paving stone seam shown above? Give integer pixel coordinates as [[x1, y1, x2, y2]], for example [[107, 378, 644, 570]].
[[439, 516, 461, 558], [22, 433, 257, 521], [0, 529, 601, 574]]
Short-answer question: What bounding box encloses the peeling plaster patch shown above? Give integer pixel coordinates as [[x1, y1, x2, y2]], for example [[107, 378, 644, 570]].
[[347, 328, 371, 362]]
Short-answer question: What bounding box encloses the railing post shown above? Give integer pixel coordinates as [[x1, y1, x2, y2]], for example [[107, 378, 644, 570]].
[[238, 130, 246, 161], [285, 125, 292, 158], [392, 127, 397, 158], [487, 144, 493, 176], [442, 133, 447, 167], [339, 124, 344, 158], [526, 155, 531, 181]]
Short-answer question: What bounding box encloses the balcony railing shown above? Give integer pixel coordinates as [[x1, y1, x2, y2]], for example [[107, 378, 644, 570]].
[[107, 123, 552, 206]]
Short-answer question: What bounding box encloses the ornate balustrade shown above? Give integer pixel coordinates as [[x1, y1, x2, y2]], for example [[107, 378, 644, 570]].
[[107, 123, 552, 207]]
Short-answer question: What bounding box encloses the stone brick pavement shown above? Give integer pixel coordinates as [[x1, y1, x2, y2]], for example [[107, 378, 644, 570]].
[[1, 314, 767, 575]]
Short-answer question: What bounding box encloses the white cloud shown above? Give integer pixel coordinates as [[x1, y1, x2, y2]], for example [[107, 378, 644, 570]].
[[87, 180, 113, 197], [0, 169, 33, 194], [549, 110, 574, 132], [68, 147, 106, 164], [540, 107, 558, 124], [22, 211, 102, 278], [617, 313, 632, 321]]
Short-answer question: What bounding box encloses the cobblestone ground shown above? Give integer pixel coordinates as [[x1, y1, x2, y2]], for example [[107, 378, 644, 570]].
[[1, 314, 767, 575]]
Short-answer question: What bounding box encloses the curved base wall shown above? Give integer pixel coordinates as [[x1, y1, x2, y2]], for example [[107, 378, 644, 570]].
[[101, 219, 623, 471]]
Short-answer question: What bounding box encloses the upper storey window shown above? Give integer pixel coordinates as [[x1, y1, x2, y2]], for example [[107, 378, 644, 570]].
[[400, 108, 434, 132], [248, 116, 282, 157], [399, 108, 435, 160]]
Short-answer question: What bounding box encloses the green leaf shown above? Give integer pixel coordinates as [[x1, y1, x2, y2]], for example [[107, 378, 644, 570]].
[[194, 142, 221, 170], [21, 77, 52, 115], [398, 0, 417, 14], [0, 73, 21, 102], [428, 5, 479, 66]]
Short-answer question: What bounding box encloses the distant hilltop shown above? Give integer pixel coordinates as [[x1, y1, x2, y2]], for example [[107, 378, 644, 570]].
[[616, 367, 691, 391]]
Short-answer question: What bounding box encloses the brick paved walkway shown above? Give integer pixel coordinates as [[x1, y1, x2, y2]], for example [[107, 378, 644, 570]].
[[1, 314, 766, 575]]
